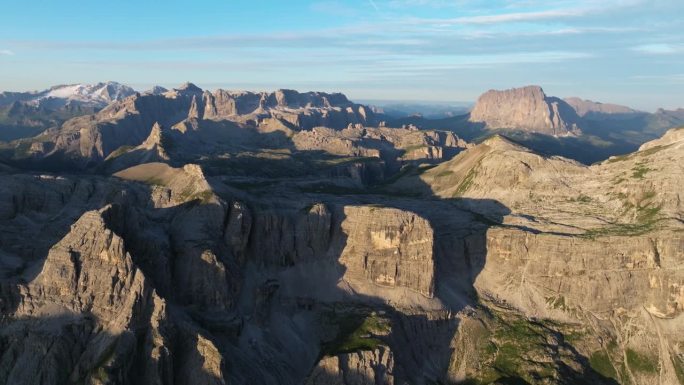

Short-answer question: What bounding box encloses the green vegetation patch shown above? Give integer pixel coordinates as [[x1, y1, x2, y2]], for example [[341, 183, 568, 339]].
[[454, 167, 478, 196], [582, 190, 662, 238], [589, 350, 618, 380], [435, 169, 455, 178], [626, 348, 659, 373], [545, 295, 567, 310], [461, 307, 611, 385], [481, 312, 562, 383], [320, 306, 391, 356], [672, 354, 684, 384], [631, 162, 652, 179], [315, 156, 379, 167], [606, 144, 670, 164]]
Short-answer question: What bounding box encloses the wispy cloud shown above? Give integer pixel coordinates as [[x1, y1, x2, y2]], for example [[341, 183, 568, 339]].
[[401, 0, 646, 26], [631, 43, 683, 55], [631, 74, 684, 83], [0, 49, 14, 56], [450, 9, 585, 25]]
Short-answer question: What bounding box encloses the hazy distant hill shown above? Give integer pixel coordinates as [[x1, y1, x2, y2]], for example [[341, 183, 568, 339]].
[[359, 99, 472, 119]]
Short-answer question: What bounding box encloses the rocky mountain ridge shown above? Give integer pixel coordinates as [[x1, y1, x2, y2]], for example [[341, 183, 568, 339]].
[[0, 83, 471, 182], [0, 115, 681, 384]]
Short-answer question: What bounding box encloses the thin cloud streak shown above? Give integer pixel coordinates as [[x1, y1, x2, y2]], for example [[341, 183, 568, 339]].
[[0, 50, 14, 56], [403, 0, 647, 26], [631, 43, 683, 55]]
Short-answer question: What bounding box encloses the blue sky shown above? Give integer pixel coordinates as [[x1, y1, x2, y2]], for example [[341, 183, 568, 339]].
[[1, 0, 682, 110]]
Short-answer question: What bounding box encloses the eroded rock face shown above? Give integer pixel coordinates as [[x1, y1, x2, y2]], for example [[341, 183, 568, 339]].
[[338, 206, 435, 298], [477, 228, 684, 318], [469, 85, 582, 135]]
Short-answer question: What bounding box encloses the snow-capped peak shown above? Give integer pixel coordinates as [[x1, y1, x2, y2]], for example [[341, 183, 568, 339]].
[[36, 81, 137, 108], [143, 85, 169, 95]]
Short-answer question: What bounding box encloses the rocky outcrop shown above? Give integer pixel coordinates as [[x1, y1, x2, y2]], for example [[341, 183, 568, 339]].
[[102, 122, 171, 173], [306, 347, 395, 385], [113, 162, 215, 207], [469, 86, 582, 135], [639, 126, 684, 151], [293, 126, 469, 166]]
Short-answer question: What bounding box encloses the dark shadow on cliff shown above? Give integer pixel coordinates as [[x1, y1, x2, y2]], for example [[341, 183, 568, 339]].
[[187, 129, 624, 384], [200, 145, 501, 384], [0, 175, 236, 384]]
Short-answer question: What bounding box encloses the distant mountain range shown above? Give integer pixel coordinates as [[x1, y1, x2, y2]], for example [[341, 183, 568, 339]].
[[0, 81, 136, 141], [0, 82, 683, 166], [359, 99, 472, 119]]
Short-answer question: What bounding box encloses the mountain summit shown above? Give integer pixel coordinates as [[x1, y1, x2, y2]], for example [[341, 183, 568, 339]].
[[0, 82, 135, 109], [469, 85, 582, 136]]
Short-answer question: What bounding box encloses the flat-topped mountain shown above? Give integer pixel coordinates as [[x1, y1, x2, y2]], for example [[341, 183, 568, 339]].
[[469, 85, 582, 136]]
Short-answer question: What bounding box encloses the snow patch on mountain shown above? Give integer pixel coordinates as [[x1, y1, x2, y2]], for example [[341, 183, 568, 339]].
[[31, 81, 137, 109]]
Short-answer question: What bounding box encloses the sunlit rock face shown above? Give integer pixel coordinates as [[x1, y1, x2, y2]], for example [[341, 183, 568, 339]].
[[469, 85, 582, 136]]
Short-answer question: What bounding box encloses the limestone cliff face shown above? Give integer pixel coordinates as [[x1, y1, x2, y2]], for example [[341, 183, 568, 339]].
[[21, 205, 151, 324], [240, 202, 435, 299], [469, 86, 582, 135], [338, 206, 435, 298], [477, 228, 684, 318], [1, 204, 227, 385]]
